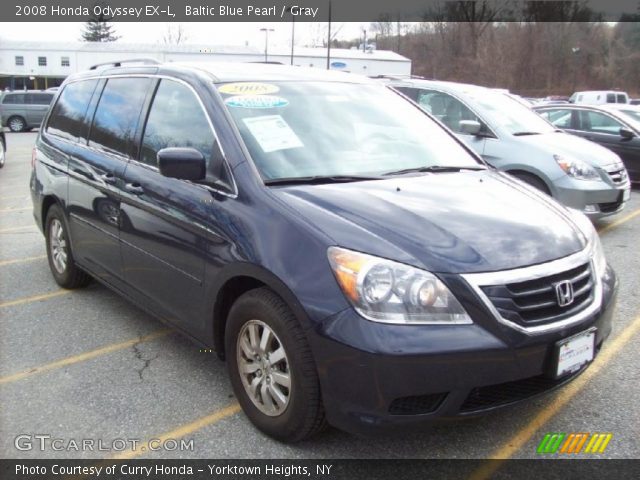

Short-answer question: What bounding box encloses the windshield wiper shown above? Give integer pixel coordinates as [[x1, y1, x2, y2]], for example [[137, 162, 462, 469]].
[[512, 131, 542, 136], [264, 175, 384, 186], [382, 165, 486, 177]]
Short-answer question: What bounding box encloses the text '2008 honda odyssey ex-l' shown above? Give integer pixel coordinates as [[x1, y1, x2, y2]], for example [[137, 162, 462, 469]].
[[31, 61, 617, 442]]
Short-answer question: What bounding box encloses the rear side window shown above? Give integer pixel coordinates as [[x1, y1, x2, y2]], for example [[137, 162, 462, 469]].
[[27, 93, 54, 105], [89, 78, 151, 157], [47, 80, 99, 141], [617, 94, 626, 104], [2, 94, 25, 105], [140, 79, 217, 167]]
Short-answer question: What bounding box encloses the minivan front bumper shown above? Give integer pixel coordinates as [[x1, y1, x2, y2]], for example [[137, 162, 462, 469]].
[[553, 174, 630, 220], [308, 265, 617, 435]]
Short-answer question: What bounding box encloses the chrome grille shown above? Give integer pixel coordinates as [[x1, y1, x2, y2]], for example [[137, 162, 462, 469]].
[[604, 163, 629, 185], [479, 262, 595, 327]]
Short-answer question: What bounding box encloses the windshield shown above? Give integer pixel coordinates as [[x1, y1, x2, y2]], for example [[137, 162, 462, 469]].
[[465, 90, 557, 136], [616, 109, 640, 130], [217, 81, 482, 181]]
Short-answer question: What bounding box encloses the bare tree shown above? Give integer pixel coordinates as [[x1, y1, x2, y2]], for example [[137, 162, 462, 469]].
[[162, 24, 189, 45]]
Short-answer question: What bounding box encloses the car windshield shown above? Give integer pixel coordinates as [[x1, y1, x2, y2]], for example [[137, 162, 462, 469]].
[[616, 109, 640, 131], [465, 90, 557, 136], [217, 81, 483, 182]]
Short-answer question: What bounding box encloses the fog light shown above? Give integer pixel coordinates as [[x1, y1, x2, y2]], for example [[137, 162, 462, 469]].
[[583, 204, 598, 213]]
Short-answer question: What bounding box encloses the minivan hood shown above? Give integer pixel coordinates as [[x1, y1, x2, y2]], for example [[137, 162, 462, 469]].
[[273, 170, 586, 274], [516, 131, 621, 167]]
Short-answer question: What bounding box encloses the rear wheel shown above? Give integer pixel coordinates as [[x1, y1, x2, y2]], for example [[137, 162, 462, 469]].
[[225, 287, 326, 442], [8, 116, 26, 133], [511, 172, 550, 195], [45, 204, 91, 289]]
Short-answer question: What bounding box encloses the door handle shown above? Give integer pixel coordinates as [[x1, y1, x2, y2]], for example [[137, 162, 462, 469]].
[[100, 173, 116, 185], [124, 182, 145, 195]]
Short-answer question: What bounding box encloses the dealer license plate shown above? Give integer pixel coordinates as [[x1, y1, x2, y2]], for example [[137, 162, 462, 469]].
[[555, 329, 595, 378]]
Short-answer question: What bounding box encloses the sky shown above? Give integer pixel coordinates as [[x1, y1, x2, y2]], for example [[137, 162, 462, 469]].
[[0, 22, 373, 50]]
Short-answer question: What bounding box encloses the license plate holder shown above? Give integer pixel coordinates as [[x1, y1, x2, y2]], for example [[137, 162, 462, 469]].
[[553, 328, 596, 378]]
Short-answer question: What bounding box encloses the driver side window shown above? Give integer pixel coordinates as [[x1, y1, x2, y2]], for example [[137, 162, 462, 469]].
[[577, 111, 623, 135], [416, 90, 480, 134]]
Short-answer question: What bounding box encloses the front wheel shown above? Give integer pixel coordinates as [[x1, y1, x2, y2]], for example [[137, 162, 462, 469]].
[[225, 287, 326, 442], [0, 137, 5, 168], [45, 204, 92, 289], [511, 172, 551, 195]]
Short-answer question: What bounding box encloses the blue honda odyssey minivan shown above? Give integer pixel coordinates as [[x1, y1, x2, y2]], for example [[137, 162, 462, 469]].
[[31, 61, 617, 441]]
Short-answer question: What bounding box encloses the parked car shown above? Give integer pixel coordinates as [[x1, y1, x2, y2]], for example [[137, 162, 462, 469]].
[[385, 79, 630, 218], [0, 131, 5, 168], [534, 103, 640, 184], [32, 62, 617, 441], [630, 99, 640, 106], [0, 90, 55, 132], [569, 91, 629, 105]]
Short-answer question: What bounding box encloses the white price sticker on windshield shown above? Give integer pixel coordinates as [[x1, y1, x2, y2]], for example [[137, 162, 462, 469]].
[[243, 115, 304, 153]]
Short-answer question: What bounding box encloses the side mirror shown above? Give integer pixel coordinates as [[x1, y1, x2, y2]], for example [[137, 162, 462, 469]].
[[157, 148, 206, 181], [459, 120, 482, 136], [620, 127, 635, 140]]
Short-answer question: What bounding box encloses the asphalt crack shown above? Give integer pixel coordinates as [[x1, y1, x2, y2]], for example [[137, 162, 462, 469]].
[[132, 338, 159, 382]]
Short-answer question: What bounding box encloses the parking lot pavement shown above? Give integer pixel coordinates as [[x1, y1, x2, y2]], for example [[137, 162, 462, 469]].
[[1, 131, 639, 461]]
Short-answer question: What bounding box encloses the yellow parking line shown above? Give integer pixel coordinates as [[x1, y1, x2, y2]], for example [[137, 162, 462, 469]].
[[468, 314, 640, 479], [0, 290, 70, 309], [0, 207, 31, 213], [0, 330, 171, 386], [598, 208, 640, 235], [0, 225, 37, 233], [111, 403, 242, 459], [0, 255, 46, 267]]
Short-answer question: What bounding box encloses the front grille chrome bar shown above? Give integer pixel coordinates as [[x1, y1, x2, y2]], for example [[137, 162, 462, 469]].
[[462, 248, 602, 335]]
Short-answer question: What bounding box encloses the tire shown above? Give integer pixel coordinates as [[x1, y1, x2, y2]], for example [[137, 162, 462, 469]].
[[8, 116, 26, 133], [225, 287, 326, 442], [0, 137, 5, 168], [45, 204, 92, 289], [511, 172, 550, 195]]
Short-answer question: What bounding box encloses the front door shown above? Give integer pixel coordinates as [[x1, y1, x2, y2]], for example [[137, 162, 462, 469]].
[[119, 78, 227, 331]]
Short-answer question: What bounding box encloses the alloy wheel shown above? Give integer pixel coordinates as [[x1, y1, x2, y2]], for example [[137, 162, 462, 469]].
[[49, 219, 68, 274], [236, 319, 292, 416]]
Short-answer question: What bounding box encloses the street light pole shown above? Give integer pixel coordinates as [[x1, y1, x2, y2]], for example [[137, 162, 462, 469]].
[[285, 7, 295, 65], [260, 27, 274, 63], [326, 1, 332, 69]]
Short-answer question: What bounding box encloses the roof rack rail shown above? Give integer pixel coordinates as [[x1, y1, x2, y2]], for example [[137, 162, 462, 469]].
[[89, 58, 161, 70]]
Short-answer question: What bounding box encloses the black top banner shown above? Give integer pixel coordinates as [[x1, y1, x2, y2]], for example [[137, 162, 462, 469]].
[[4, 0, 640, 22]]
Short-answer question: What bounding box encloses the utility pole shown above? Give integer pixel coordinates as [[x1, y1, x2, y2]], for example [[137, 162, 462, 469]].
[[326, 1, 332, 69], [260, 27, 274, 62]]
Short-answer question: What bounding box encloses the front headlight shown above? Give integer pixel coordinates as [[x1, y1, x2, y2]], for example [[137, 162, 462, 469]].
[[554, 154, 599, 180], [327, 247, 472, 325]]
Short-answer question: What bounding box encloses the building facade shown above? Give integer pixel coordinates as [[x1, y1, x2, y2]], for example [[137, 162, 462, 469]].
[[0, 40, 411, 90]]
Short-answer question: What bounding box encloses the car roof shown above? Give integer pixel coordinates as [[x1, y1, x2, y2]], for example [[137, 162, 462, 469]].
[[68, 61, 376, 85]]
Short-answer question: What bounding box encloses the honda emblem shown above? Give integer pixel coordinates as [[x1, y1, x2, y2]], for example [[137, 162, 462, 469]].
[[554, 280, 574, 307]]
